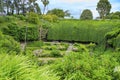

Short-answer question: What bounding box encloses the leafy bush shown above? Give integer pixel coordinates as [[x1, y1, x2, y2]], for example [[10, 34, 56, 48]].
[[3, 23, 19, 40], [42, 14, 58, 22], [18, 26, 39, 41], [58, 45, 67, 51], [52, 52, 119, 80], [27, 12, 39, 24], [42, 46, 53, 50], [16, 15, 26, 20], [27, 41, 44, 47], [50, 50, 62, 57], [3, 23, 39, 41], [0, 32, 20, 53], [105, 27, 120, 49], [0, 16, 15, 23]]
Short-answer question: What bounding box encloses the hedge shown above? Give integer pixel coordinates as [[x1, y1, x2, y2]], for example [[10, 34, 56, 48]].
[[47, 20, 120, 45], [3, 23, 39, 41]]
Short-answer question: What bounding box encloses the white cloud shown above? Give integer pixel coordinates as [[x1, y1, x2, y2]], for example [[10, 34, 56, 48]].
[[56, 0, 98, 3], [37, 0, 120, 19]]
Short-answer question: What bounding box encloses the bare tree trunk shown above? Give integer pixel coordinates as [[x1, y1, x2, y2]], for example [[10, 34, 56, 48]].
[[43, 6, 46, 15]]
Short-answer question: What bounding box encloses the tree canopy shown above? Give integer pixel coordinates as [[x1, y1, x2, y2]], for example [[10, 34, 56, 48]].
[[106, 11, 120, 19], [80, 9, 93, 20], [96, 0, 111, 19], [47, 8, 70, 18], [41, 0, 49, 14], [0, 0, 41, 15]]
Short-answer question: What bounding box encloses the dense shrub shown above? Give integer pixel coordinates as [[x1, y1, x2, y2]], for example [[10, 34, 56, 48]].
[[47, 20, 120, 46], [27, 12, 39, 24], [52, 52, 119, 80], [42, 14, 58, 22], [105, 27, 120, 49], [3, 23, 19, 40], [113, 34, 120, 48], [18, 26, 39, 41], [0, 32, 20, 53], [16, 15, 26, 20], [3, 23, 39, 41], [27, 41, 44, 47], [0, 16, 15, 23], [50, 50, 62, 57]]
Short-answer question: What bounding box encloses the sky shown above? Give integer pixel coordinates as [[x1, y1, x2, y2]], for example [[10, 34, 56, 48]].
[[37, 0, 120, 19]]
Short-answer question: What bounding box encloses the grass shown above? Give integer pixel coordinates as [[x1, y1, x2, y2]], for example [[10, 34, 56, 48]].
[[0, 53, 60, 80]]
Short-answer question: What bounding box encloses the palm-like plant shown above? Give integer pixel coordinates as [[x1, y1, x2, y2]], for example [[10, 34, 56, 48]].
[[41, 0, 49, 14]]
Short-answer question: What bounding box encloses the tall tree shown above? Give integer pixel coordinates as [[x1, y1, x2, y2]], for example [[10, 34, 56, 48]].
[[41, 0, 49, 14], [27, 0, 41, 14], [20, 0, 27, 15], [0, 0, 4, 13], [34, 3, 41, 14], [96, 0, 111, 19], [47, 8, 70, 18], [80, 9, 93, 20], [4, 0, 11, 15], [14, 0, 21, 15]]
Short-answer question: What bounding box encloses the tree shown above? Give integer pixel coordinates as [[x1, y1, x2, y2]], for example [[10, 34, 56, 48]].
[[80, 9, 93, 20], [64, 10, 70, 17], [14, 0, 21, 15], [96, 0, 111, 19], [34, 3, 41, 14], [106, 11, 120, 19], [47, 8, 70, 18], [41, 0, 49, 14], [4, 0, 11, 15], [0, 0, 4, 13]]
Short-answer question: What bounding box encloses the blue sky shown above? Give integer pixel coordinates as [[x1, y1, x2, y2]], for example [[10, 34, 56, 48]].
[[37, 0, 120, 19]]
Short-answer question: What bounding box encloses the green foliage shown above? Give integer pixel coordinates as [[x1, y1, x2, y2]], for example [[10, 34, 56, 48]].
[[50, 50, 62, 57], [0, 32, 20, 53], [80, 9, 93, 20], [47, 20, 120, 46], [105, 27, 120, 49], [0, 53, 60, 80], [42, 14, 58, 22], [47, 8, 65, 18], [18, 26, 39, 41], [113, 66, 120, 80], [96, 0, 111, 19], [52, 52, 119, 80], [0, 16, 15, 23], [0, 16, 5, 23], [3, 23, 20, 40], [106, 11, 120, 19], [3, 23, 39, 41], [27, 41, 44, 47], [0, 0, 4, 13], [113, 34, 120, 48], [27, 12, 39, 24], [15, 14, 26, 20]]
